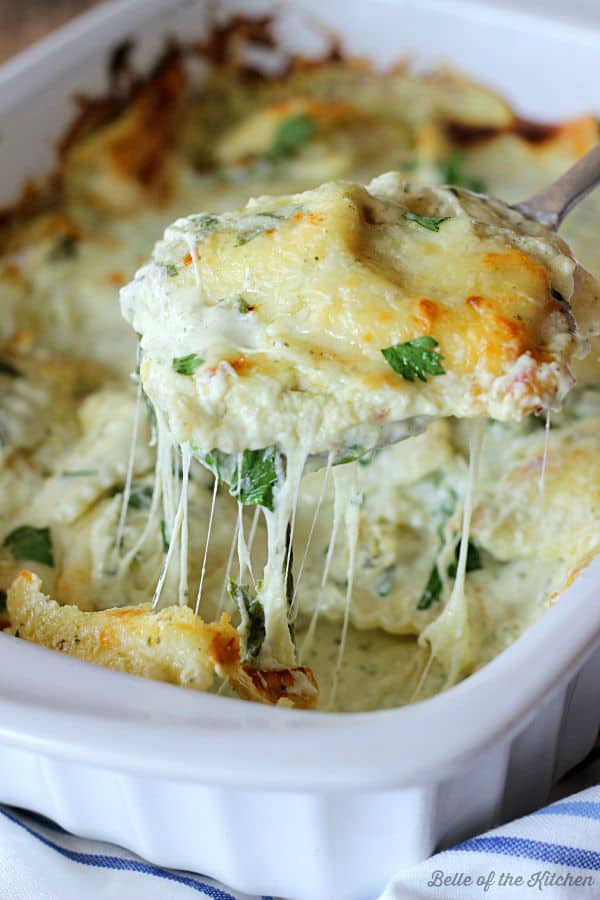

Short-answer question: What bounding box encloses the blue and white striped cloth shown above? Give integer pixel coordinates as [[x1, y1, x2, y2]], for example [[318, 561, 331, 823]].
[[1, 785, 599, 899]]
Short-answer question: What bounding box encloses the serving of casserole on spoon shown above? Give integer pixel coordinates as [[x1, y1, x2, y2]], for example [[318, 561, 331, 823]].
[[120, 145, 600, 684]]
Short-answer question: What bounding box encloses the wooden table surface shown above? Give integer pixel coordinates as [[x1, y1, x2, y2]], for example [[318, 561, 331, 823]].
[[0, 0, 103, 63]]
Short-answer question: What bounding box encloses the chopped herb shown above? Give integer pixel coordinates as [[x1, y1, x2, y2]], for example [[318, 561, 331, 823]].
[[159, 519, 169, 553], [238, 297, 252, 314], [3, 525, 54, 567], [165, 263, 178, 277], [334, 444, 381, 467], [254, 211, 287, 220], [418, 564, 442, 610], [196, 446, 283, 511], [335, 443, 366, 466], [229, 579, 265, 662], [0, 359, 22, 377], [48, 234, 79, 262], [438, 151, 486, 192], [199, 449, 229, 482], [0, 590, 6, 613], [358, 448, 381, 467], [447, 539, 483, 578], [236, 219, 280, 245], [189, 213, 219, 231], [230, 447, 282, 511], [172, 353, 204, 376], [381, 336, 445, 382], [418, 539, 483, 610], [269, 114, 316, 161], [235, 207, 300, 245], [403, 212, 450, 232], [128, 485, 153, 510], [60, 469, 98, 478], [236, 228, 267, 246]]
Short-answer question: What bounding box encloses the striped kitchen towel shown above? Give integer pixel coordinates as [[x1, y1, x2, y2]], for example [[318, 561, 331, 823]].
[[381, 785, 600, 899], [0, 786, 599, 899]]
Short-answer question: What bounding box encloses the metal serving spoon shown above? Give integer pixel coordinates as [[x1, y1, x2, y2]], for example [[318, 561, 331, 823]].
[[312, 141, 600, 470], [514, 140, 600, 229]]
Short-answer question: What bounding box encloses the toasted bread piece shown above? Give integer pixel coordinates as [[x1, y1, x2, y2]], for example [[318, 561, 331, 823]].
[[6, 571, 317, 708]]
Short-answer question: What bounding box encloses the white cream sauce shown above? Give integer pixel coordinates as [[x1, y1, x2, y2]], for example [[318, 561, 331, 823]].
[[1, 64, 598, 710]]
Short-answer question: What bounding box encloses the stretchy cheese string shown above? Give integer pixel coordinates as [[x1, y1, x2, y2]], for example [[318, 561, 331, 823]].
[[236, 499, 255, 587], [112, 375, 142, 566], [247, 506, 261, 556], [299, 457, 348, 663], [290, 452, 333, 621], [413, 418, 485, 698], [259, 447, 308, 667], [155, 407, 177, 541], [195, 475, 219, 615], [216, 516, 240, 618], [178, 442, 191, 606], [117, 445, 163, 578], [328, 464, 362, 709], [152, 441, 190, 609]]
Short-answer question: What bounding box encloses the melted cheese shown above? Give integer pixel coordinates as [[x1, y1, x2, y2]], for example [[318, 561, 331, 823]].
[[122, 178, 591, 458], [1, 54, 599, 711]]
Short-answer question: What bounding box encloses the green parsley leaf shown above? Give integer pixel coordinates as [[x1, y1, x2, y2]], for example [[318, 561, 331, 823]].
[[438, 151, 486, 192], [418, 539, 483, 610], [172, 353, 204, 376], [238, 297, 252, 314], [60, 469, 98, 478], [3, 525, 54, 567], [447, 539, 483, 578], [403, 212, 450, 232], [270, 114, 316, 161], [229, 579, 266, 662], [0, 359, 22, 377], [196, 447, 283, 511], [235, 217, 282, 246], [359, 448, 381, 467], [230, 447, 282, 511], [165, 263, 178, 277], [198, 449, 229, 482], [190, 213, 219, 231], [236, 228, 266, 246], [418, 564, 442, 610], [335, 443, 366, 466], [128, 485, 153, 510], [235, 207, 300, 245], [381, 336, 445, 382]]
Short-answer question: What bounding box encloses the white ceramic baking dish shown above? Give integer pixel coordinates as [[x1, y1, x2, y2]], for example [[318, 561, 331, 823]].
[[1, 2, 599, 898]]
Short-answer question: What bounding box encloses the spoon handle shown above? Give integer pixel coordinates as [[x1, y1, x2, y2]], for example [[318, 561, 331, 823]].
[[515, 141, 600, 230]]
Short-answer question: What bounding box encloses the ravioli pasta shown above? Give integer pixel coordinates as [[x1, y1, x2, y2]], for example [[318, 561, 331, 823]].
[[1, 34, 599, 711]]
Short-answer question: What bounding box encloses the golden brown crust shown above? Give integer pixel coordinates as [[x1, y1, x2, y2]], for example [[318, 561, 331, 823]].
[[6, 570, 318, 708]]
